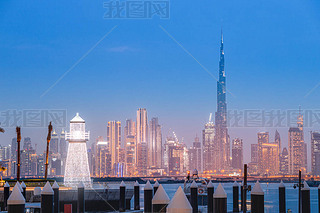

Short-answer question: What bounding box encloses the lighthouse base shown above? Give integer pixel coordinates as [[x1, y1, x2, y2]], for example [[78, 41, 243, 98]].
[[64, 142, 92, 188]]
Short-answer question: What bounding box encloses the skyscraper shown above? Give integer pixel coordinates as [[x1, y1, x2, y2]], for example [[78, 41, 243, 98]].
[[232, 138, 243, 170], [107, 121, 121, 176], [21, 137, 36, 177], [214, 31, 230, 171], [257, 132, 269, 174], [288, 111, 306, 175], [202, 115, 215, 172], [148, 117, 162, 169], [280, 148, 289, 175], [124, 119, 136, 176], [188, 136, 202, 172], [136, 108, 148, 176], [311, 131, 320, 176], [95, 137, 111, 177], [50, 130, 59, 154]]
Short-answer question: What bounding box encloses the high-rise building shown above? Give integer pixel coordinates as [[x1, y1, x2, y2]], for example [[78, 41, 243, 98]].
[[50, 130, 59, 154], [280, 148, 289, 175], [11, 138, 17, 161], [37, 153, 45, 176], [21, 137, 36, 177], [164, 136, 188, 176], [107, 121, 121, 175], [148, 117, 162, 169], [288, 111, 306, 175], [257, 132, 280, 175], [275, 130, 281, 156], [136, 108, 148, 176], [188, 136, 202, 171], [214, 32, 230, 171], [251, 144, 258, 163], [124, 119, 136, 176], [64, 113, 91, 187], [95, 137, 111, 177], [232, 138, 243, 170], [311, 131, 320, 176], [202, 115, 215, 173], [59, 129, 67, 174]]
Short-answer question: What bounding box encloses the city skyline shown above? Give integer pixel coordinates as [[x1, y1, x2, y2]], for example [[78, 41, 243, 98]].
[[1, 1, 320, 173]]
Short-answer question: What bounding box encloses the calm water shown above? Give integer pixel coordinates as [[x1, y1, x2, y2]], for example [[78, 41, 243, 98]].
[[96, 182, 319, 213]]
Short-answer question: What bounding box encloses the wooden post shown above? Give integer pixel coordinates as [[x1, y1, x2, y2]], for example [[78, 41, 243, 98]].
[[45, 122, 53, 180], [16, 127, 21, 181]]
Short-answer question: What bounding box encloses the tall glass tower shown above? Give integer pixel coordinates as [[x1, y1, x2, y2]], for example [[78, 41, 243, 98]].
[[64, 113, 91, 187]]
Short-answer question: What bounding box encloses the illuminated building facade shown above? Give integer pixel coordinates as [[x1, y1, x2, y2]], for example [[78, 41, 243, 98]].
[[136, 108, 148, 176], [64, 113, 91, 187], [232, 138, 243, 170], [107, 120, 121, 176], [288, 112, 306, 175], [148, 117, 162, 169], [164, 137, 188, 176], [214, 32, 230, 171], [125, 119, 136, 176], [311, 131, 320, 176], [202, 117, 215, 173], [280, 148, 289, 175], [188, 136, 202, 172], [95, 138, 111, 177]]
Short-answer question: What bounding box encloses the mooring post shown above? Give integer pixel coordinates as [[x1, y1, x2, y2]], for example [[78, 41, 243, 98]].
[[52, 181, 59, 213], [144, 180, 153, 213], [41, 181, 54, 213], [134, 181, 140, 210], [154, 180, 160, 195], [21, 181, 26, 199], [167, 186, 192, 213], [279, 180, 286, 213], [119, 181, 126, 212], [4, 182, 10, 210], [7, 184, 25, 213], [190, 181, 198, 213], [207, 181, 214, 213], [233, 181, 240, 212], [213, 183, 227, 213], [251, 181, 264, 213], [152, 184, 170, 213], [243, 164, 248, 213], [77, 182, 85, 213], [301, 181, 310, 213]]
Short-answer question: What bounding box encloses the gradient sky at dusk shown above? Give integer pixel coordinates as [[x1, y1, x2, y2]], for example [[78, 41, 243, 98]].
[[1, 0, 320, 165]]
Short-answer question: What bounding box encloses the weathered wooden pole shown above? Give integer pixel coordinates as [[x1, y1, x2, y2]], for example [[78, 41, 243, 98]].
[[207, 181, 214, 213], [279, 180, 286, 213], [16, 127, 21, 181], [45, 122, 53, 180]]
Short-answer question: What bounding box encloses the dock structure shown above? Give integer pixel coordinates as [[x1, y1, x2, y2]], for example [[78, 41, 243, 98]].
[[152, 184, 170, 212], [7, 183, 25, 213], [251, 181, 264, 213], [167, 186, 192, 213], [213, 183, 227, 213]]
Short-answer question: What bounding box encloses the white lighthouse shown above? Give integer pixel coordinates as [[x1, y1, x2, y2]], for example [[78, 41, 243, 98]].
[[64, 113, 91, 187]]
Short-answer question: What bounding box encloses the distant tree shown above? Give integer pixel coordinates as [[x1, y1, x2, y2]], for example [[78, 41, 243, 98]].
[[0, 123, 4, 133]]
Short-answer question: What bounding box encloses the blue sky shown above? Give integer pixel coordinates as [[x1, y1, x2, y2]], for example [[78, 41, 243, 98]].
[[1, 0, 320, 164]]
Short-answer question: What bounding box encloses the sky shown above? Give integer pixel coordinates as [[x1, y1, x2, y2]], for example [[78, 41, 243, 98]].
[[1, 0, 320, 166]]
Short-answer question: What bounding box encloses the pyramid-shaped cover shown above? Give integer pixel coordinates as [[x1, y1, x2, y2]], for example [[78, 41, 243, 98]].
[[4, 182, 10, 187], [152, 185, 170, 204], [70, 113, 85, 123], [52, 181, 59, 189], [213, 183, 227, 198], [21, 181, 26, 188], [7, 184, 25, 205], [144, 180, 153, 190], [167, 186, 192, 213], [251, 181, 264, 195], [41, 181, 54, 195], [154, 180, 160, 187], [15, 182, 23, 192], [302, 181, 310, 190]]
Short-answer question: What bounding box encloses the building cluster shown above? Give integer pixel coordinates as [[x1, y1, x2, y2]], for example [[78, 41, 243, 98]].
[[0, 130, 67, 178]]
